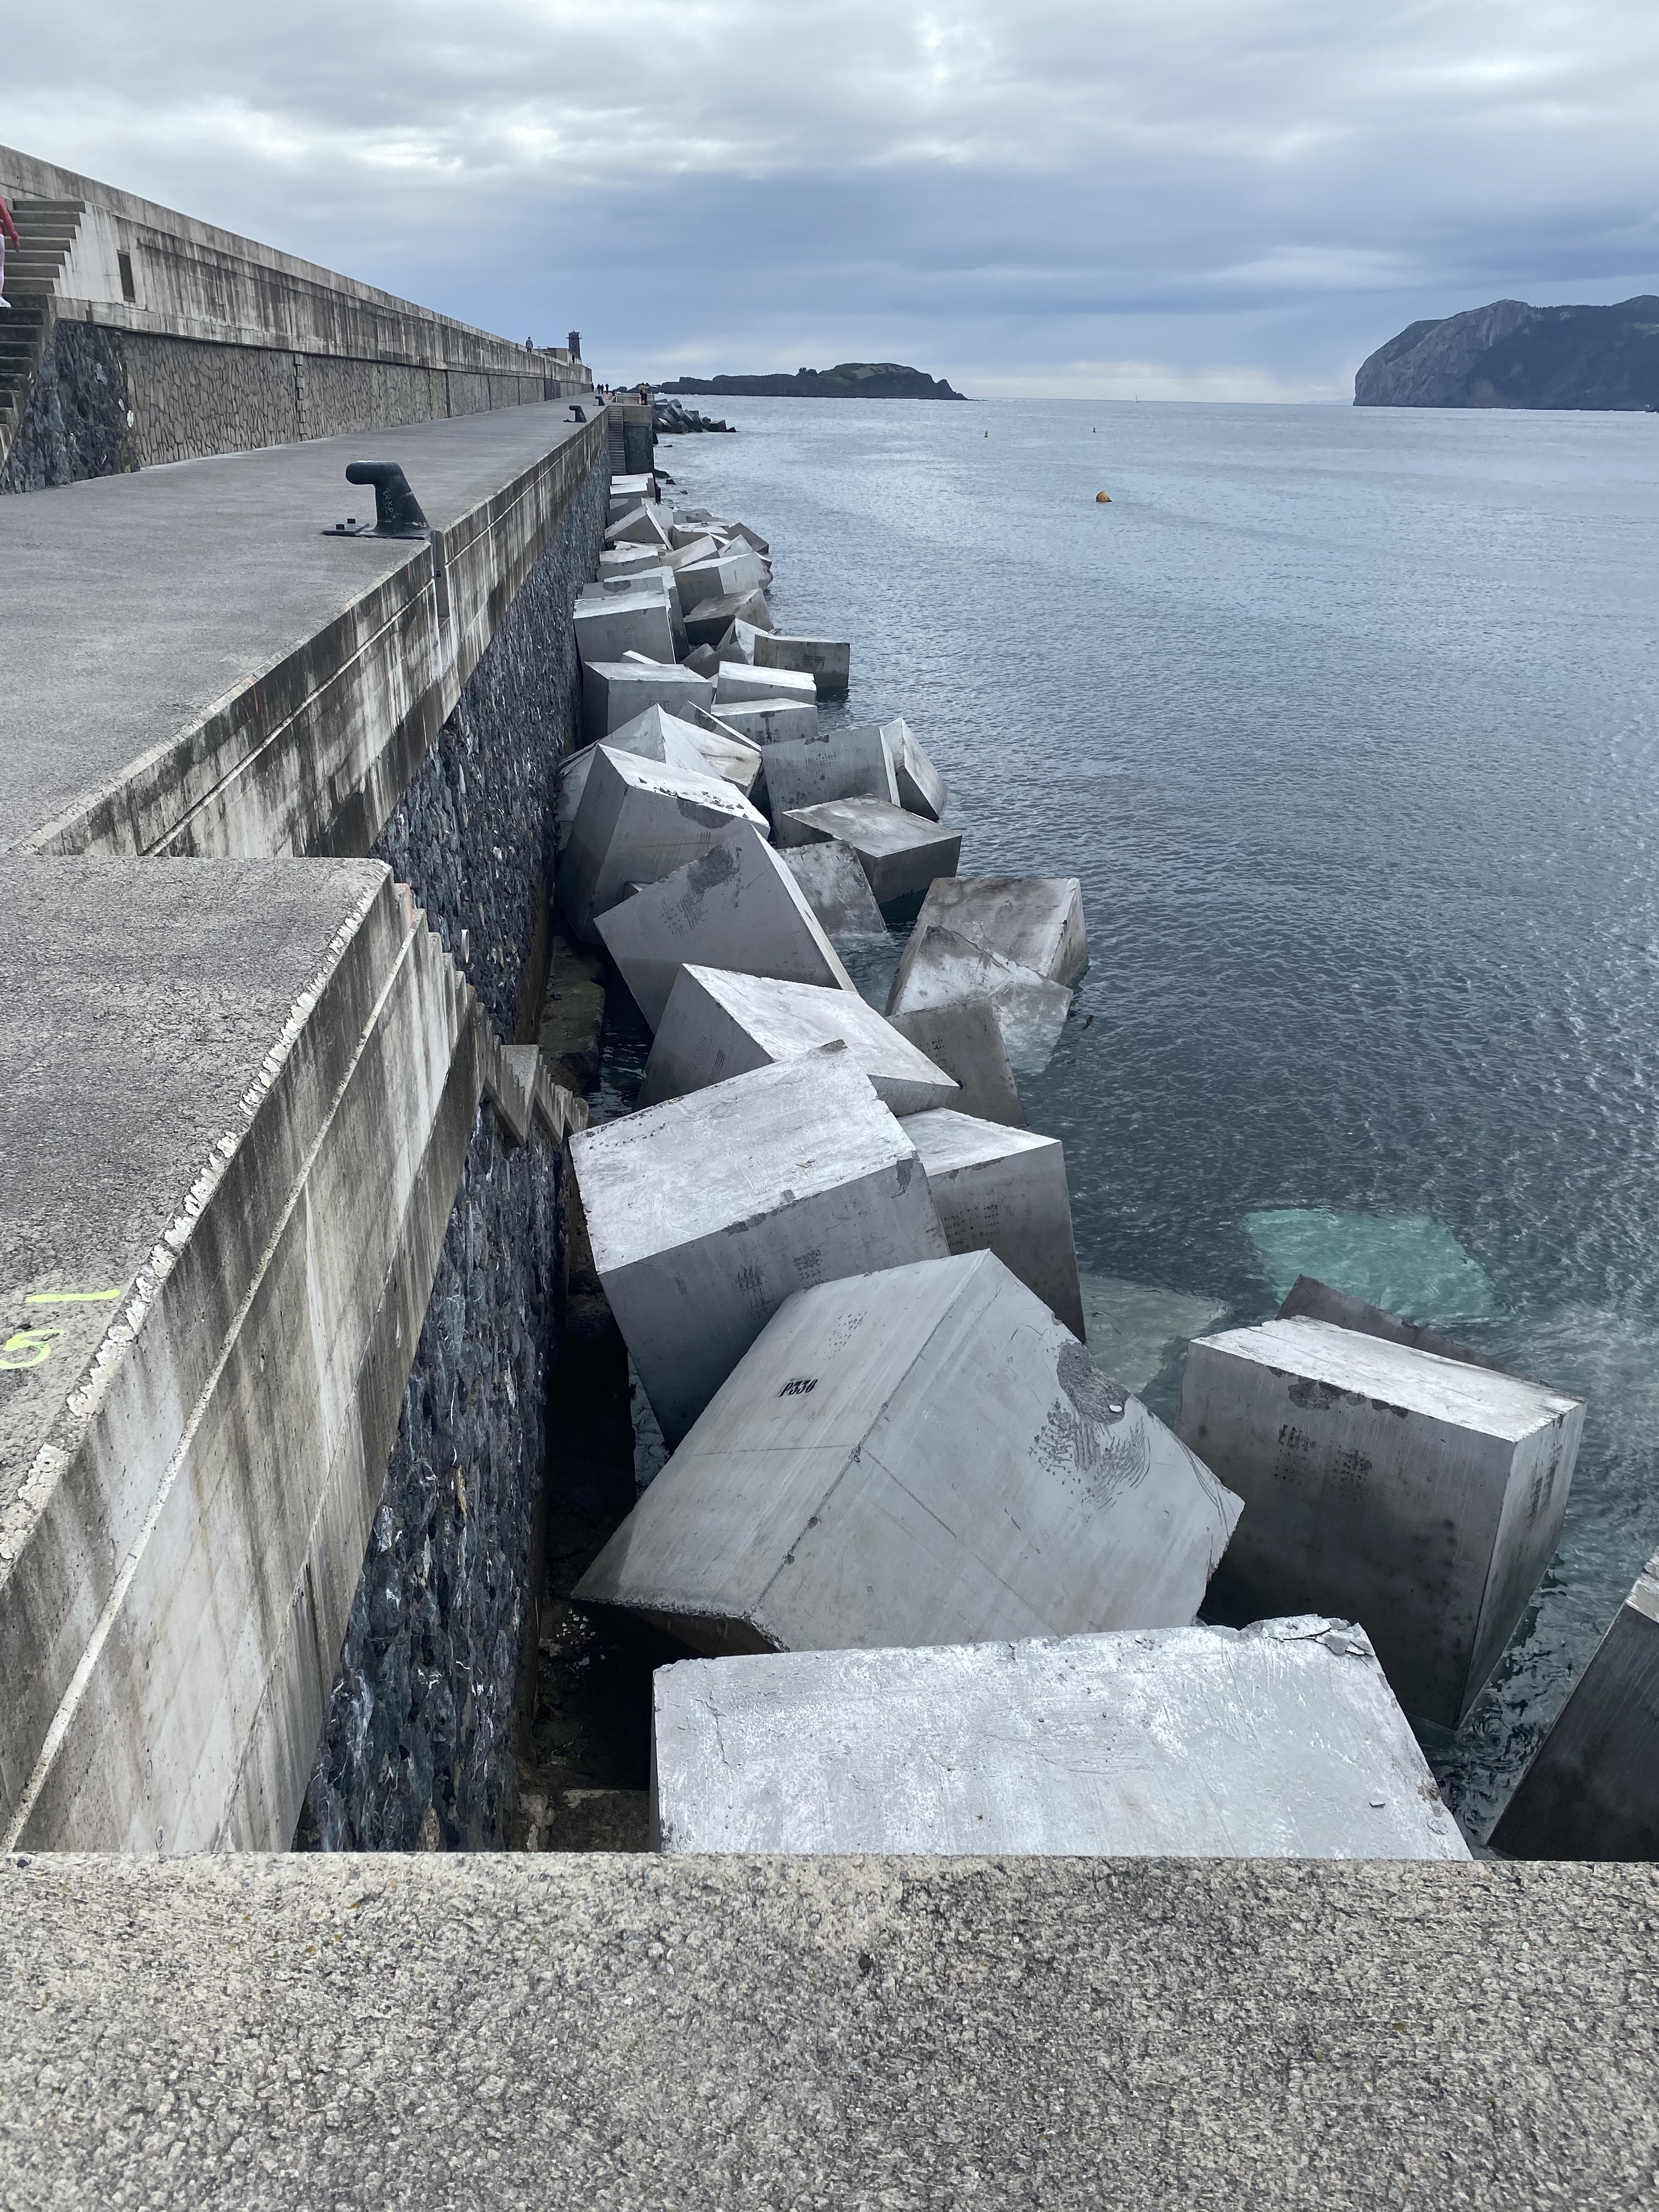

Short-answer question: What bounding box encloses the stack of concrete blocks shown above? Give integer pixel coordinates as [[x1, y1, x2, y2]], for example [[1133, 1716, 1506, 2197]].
[[780, 797, 963, 923], [566, 1051, 952, 1443], [888, 877, 1087, 1075], [709, 665, 819, 748], [599, 541, 667, 583], [580, 570, 690, 655], [581, 660, 716, 743], [608, 472, 656, 521], [594, 825, 857, 1028], [640, 967, 960, 1114], [753, 633, 851, 699], [766, 727, 899, 834], [1490, 1549, 1659, 1858], [887, 1000, 1025, 1126], [574, 578, 677, 669], [555, 707, 764, 859], [559, 747, 766, 944], [1177, 1315, 1586, 1726], [575, 1248, 1242, 1651], [649, 1619, 1472, 1858], [901, 1108, 1084, 1335], [781, 843, 888, 938]]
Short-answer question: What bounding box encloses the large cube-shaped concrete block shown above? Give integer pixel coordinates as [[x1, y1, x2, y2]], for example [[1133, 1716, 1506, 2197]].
[[1489, 1550, 1659, 1859], [560, 746, 766, 943], [781, 840, 888, 938], [902, 1108, 1082, 1335], [707, 697, 817, 747], [716, 663, 819, 713], [575, 1249, 1242, 1652], [599, 541, 665, 582], [555, 713, 763, 858], [650, 1618, 1471, 1858], [887, 998, 1024, 1127], [877, 718, 948, 820], [582, 660, 715, 745], [1177, 1316, 1585, 1725], [595, 823, 856, 1028], [907, 876, 1088, 986], [781, 798, 962, 923], [685, 589, 773, 651], [568, 1052, 950, 1443], [766, 727, 900, 832], [641, 966, 958, 1115], [753, 633, 851, 699], [606, 503, 671, 550], [887, 924, 1071, 1075], [678, 548, 767, 608], [574, 588, 675, 669]]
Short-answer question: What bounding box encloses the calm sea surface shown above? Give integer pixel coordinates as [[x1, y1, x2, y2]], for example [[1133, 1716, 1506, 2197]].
[[654, 394, 1659, 1839]]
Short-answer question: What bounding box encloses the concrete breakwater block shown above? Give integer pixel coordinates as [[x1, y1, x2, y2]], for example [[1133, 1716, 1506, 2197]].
[[766, 727, 900, 831], [888, 924, 1071, 1075], [598, 541, 664, 582], [579, 569, 689, 658], [908, 876, 1088, 987], [781, 840, 889, 938], [753, 633, 851, 699], [573, 586, 675, 669], [716, 663, 820, 713], [781, 798, 963, 923], [567, 1052, 950, 1443], [650, 1618, 1471, 1858], [678, 548, 768, 609], [595, 823, 855, 1028], [1079, 1274, 1228, 1397], [555, 712, 764, 857], [877, 718, 949, 820], [708, 697, 817, 747], [1489, 1548, 1659, 1859], [606, 504, 671, 550], [1177, 1316, 1585, 1726], [609, 472, 655, 512], [560, 747, 765, 944], [640, 966, 958, 1115], [888, 999, 1024, 1127], [576, 1249, 1240, 1653], [901, 1108, 1083, 1335], [581, 659, 715, 745]]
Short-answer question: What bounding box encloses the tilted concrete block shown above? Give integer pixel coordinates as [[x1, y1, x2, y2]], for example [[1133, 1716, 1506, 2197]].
[[594, 822, 856, 1029], [888, 998, 1024, 1127], [781, 840, 888, 938], [716, 618, 759, 664], [678, 548, 767, 610], [1490, 1550, 1659, 1859], [765, 727, 900, 833], [610, 472, 654, 507], [651, 1617, 1472, 1858], [560, 708, 763, 830], [887, 924, 1070, 1075], [909, 876, 1088, 986], [581, 660, 715, 745], [560, 746, 766, 943], [878, 718, 948, 820], [574, 589, 676, 669], [753, 634, 851, 699], [640, 965, 958, 1115], [901, 1108, 1082, 1335], [781, 798, 962, 924], [709, 697, 818, 747], [685, 590, 773, 651], [567, 1051, 950, 1443], [606, 504, 672, 550], [1177, 1316, 1585, 1726], [716, 663, 819, 713], [599, 541, 665, 581], [575, 1249, 1242, 1651]]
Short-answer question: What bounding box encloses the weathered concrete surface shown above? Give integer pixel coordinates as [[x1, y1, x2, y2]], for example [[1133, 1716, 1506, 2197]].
[[878, 717, 948, 819], [1491, 1548, 1659, 1859], [684, 586, 772, 650], [910, 875, 1088, 985], [888, 997, 1025, 1126], [640, 966, 958, 1114], [902, 1108, 1083, 1333], [568, 1053, 949, 1444], [765, 726, 900, 832], [651, 1618, 1470, 1858], [573, 585, 676, 668], [1278, 1272, 1514, 1375], [559, 746, 765, 944], [782, 797, 962, 922], [781, 838, 889, 937], [5, 1851, 1656, 2212], [709, 696, 818, 747], [576, 1251, 1240, 1655], [556, 711, 762, 859], [579, 659, 716, 744], [888, 923, 1073, 1074], [753, 631, 851, 698], [1180, 1317, 1585, 1728], [716, 663, 819, 714], [594, 824, 856, 1029]]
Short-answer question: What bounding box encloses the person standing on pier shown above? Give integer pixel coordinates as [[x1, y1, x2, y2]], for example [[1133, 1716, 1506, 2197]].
[[0, 195, 19, 308]]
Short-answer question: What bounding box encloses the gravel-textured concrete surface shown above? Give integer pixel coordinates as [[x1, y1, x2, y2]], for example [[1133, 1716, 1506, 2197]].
[[2, 1850, 1655, 2209]]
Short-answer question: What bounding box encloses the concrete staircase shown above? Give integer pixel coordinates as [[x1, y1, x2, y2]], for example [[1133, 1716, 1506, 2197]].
[[0, 197, 84, 478]]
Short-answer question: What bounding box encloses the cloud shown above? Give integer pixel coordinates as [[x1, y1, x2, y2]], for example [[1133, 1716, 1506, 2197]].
[[5, 0, 1659, 393]]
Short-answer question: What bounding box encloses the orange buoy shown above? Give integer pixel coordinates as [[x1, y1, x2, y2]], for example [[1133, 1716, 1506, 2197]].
[[1096, 490, 1111, 503]]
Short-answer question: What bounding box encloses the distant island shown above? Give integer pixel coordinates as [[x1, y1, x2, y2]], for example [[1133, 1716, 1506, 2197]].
[[659, 362, 968, 401], [1355, 296, 1659, 410]]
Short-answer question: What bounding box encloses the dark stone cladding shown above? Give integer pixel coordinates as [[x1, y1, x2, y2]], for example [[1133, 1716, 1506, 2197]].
[[0, 319, 136, 492], [297, 1101, 563, 1851]]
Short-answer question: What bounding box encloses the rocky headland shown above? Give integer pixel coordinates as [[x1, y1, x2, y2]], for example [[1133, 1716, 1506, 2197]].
[[661, 360, 967, 400], [1355, 295, 1659, 409]]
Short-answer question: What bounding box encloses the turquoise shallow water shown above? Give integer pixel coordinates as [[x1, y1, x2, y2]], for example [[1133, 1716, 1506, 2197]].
[[656, 395, 1659, 1840]]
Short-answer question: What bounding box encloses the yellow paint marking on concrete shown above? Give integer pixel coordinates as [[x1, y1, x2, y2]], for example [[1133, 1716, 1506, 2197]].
[[24, 1289, 122, 1304]]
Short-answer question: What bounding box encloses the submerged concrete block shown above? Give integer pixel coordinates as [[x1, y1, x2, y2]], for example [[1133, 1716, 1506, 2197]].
[[709, 697, 817, 747], [909, 876, 1088, 986], [685, 590, 773, 651], [877, 718, 949, 820], [651, 1618, 1471, 1858], [781, 840, 888, 938], [887, 998, 1024, 1127], [574, 589, 675, 669], [1177, 1316, 1585, 1726], [782, 798, 962, 923], [901, 1108, 1082, 1335], [560, 746, 765, 943], [1489, 1550, 1659, 1859], [753, 633, 851, 699], [641, 966, 957, 1115], [581, 660, 715, 745], [716, 663, 819, 713], [575, 1249, 1242, 1652], [766, 727, 900, 832], [567, 1052, 950, 1443], [887, 925, 1070, 1075], [594, 823, 855, 1029]]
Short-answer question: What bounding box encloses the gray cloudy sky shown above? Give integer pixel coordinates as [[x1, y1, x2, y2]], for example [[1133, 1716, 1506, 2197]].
[[8, 1, 1659, 397]]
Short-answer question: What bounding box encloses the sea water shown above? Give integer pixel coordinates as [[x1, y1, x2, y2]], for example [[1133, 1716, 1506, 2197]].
[[656, 394, 1659, 1839]]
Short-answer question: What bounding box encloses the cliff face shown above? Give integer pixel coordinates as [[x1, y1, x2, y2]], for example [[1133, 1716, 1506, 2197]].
[[661, 362, 967, 400], [1355, 297, 1659, 409]]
